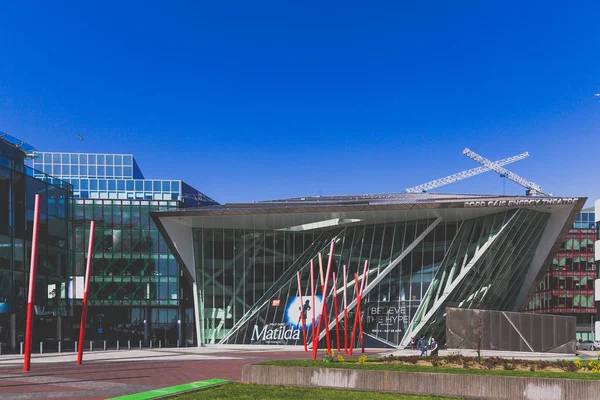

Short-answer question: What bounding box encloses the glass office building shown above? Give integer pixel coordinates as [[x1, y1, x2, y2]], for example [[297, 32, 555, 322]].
[[153, 193, 585, 347], [526, 208, 596, 340], [33, 151, 217, 345], [0, 134, 73, 350]]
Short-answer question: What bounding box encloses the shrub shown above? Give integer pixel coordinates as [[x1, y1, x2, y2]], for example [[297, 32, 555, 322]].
[[404, 356, 420, 365], [430, 357, 440, 367]]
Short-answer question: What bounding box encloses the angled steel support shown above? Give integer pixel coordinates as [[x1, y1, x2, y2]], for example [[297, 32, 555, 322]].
[[401, 211, 518, 346], [318, 217, 443, 342]]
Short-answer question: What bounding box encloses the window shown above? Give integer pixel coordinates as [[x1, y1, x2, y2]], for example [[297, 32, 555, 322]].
[[106, 155, 113, 165], [97, 155, 105, 164], [88, 154, 96, 164], [115, 155, 122, 165], [123, 166, 132, 177], [70, 154, 78, 163], [88, 166, 96, 176], [62, 154, 69, 164], [106, 166, 113, 177], [79, 154, 87, 164], [123, 155, 132, 165]]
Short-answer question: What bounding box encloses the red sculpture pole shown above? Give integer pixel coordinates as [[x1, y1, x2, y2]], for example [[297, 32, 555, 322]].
[[77, 221, 95, 365], [332, 272, 341, 353], [349, 273, 360, 356], [23, 194, 41, 372], [310, 260, 316, 342], [343, 264, 348, 355], [359, 260, 369, 353], [312, 241, 335, 360], [317, 252, 332, 354], [296, 271, 308, 352]]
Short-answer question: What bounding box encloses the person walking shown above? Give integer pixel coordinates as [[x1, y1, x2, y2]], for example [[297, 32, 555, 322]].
[[418, 335, 427, 356], [430, 337, 439, 356]]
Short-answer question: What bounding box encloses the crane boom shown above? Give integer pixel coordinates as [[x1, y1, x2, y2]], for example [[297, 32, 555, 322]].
[[462, 148, 548, 196], [405, 152, 529, 193]]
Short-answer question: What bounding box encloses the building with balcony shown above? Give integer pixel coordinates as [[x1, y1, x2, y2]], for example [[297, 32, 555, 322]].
[[526, 208, 596, 340]]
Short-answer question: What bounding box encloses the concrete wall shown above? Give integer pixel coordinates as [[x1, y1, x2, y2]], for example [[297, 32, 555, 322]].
[[242, 365, 600, 400]]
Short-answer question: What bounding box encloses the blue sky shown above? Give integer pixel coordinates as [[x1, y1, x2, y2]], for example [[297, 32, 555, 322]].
[[1, 1, 599, 204]]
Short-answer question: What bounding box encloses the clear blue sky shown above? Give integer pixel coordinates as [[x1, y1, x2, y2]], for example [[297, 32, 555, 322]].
[[1, 1, 599, 205]]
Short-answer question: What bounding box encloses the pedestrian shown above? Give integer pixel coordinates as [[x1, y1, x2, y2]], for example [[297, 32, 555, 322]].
[[409, 337, 416, 350], [430, 337, 439, 356], [418, 335, 427, 356]]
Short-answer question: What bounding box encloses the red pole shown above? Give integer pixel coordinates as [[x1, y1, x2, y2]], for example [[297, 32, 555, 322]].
[[77, 221, 95, 365], [310, 260, 316, 343], [333, 272, 340, 353], [296, 271, 308, 352], [312, 241, 335, 360], [359, 261, 368, 353], [343, 264, 348, 355], [349, 273, 360, 356], [24, 194, 41, 372]]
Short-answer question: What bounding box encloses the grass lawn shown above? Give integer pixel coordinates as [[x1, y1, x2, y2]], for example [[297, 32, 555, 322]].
[[173, 383, 461, 399], [261, 359, 600, 380]]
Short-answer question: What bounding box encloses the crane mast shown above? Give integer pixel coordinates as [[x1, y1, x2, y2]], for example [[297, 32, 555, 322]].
[[462, 148, 548, 196], [405, 152, 529, 193]]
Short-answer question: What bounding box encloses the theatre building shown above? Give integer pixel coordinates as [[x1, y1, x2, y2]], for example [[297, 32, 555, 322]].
[[152, 193, 585, 347]]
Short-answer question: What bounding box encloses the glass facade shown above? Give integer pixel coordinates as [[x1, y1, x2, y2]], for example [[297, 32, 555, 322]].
[[0, 135, 73, 348], [526, 209, 597, 340], [31, 151, 217, 345], [32, 152, 216, 207], [191, 208, 550, 347]]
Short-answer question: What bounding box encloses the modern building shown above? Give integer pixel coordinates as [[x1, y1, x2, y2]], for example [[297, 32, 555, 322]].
[[32, 152, 217, 346], [152, 193, 585, 347], [0, 134, 73, 351], [526, 208, 596, 340]]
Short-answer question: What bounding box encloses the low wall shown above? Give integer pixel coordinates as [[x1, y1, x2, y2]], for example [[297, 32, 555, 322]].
[[242, 364, 600, 400]]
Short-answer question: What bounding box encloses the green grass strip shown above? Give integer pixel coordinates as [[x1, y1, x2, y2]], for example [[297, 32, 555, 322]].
[[108, 378, 230, 400], [261, 359, 600, 380]]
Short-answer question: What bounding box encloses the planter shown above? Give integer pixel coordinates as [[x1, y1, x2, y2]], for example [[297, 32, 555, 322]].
[[242, 364, 600, 400]]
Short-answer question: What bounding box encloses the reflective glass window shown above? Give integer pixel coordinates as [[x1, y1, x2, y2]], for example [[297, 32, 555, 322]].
[[117, 179, 125, 191], [97, 155, 105, 164], [144, 181, 152, 191], [97, 166, 105, 176], [90, 180, 98, 190], [123, 155, 132, 165], [80, 166, 87, 175], [88, 154, 96, 164], [80, 179, 89, 190], [53, 165, 60, 175], [79, 154, 87, 164], [71, 166, 78, 175], [62, 154, 69, 164], [135, 180, 143, 191], [126, 180, 134, 191], [106, 166, 113, 176], [153, 181, 161, 191], [106, 155, 113, 164], [53, 154, 60, 163], [171, 182, 179, 191], [61, 165, 69, 175], [115, 155, 122, 165], [44, 153, 52, 162], [99, 180, 107, 190], [115, 166, 122, 177], [88, 166, 96, 176], [108, 180, 116, 191], [70, 154, 78, 163], [123, 166, 132, 177]]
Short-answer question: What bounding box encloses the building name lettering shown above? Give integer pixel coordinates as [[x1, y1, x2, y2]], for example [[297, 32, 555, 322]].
[[464, 198, 578, 208]]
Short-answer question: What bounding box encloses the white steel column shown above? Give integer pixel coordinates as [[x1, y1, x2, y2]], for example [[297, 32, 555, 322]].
[[193, 281, 202, 347]]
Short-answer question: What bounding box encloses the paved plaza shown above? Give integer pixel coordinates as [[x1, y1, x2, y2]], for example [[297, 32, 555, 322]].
[[0, 346, 592, 400], [0, 346, 317, 400]]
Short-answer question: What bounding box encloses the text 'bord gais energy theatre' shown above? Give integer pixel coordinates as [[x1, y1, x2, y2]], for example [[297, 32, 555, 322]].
[[152, 193, 585, 348]]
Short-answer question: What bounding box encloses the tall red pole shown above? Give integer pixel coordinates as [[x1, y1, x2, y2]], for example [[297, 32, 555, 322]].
[[296, 271, 308, 352], [77, 221, 95, 365], [349, 274, 360, 356], [343, 264, 348, 355], [310, 260, 316, 342], [359, 261, 368, 353], [23, 194, 41, 372], [332, 272, 340, 353], [312, 241, 335, 359]]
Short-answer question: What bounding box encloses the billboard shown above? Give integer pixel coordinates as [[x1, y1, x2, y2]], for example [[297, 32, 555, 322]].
[[250, 295, 322, 344]]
